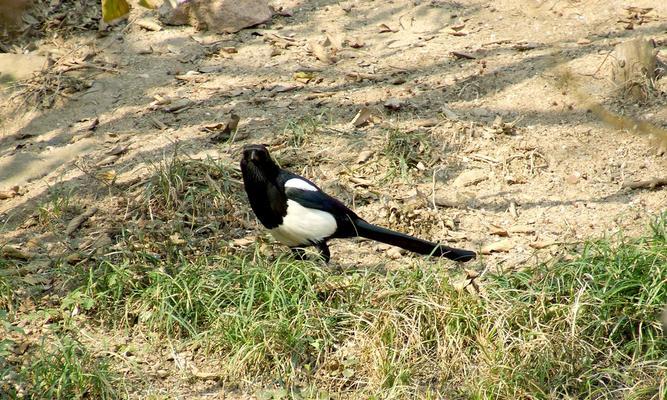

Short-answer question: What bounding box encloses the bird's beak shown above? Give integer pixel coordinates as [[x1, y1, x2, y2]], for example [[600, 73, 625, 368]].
[[249, 150, 261, 162]]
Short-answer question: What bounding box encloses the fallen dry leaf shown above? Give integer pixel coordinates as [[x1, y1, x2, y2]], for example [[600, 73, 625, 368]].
[[452, 169, 488, 187], [450, 22, 466, 31], [163, 98, 194, 112], [378, 23, 398, 33], [509, 225, 535, 234], [169, 233, 187, 245], [346, 37, 364, 48], [489, 225, 509, 237], [231, 237, 254, 247], [324, 33, 343, 50], [513, 42, 541, 51], [96, 170, 117, 184], [481, 239, 513, 254], [350, 107, 373, 127], [446, 28, 468, 36], [102, 0, 130, 22], [0, 189, 18, 200], [210, 114, 241, 143], [1, 245, 32, 260], [293, 71, 316, 83], [136, 17, 162, 31], [309, 40, 336, 64], [464, 268, 480, 279], [66, 207, 99, 237], [356, 150, 374, 164], [529, 240, 557, 249], [451, 50, 476, 59], [96, 155, 119, 167], [349, 176, 374, 187], [107, 144, 130, 156]]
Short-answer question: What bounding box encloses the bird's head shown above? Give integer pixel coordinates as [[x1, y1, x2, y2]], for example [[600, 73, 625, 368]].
[[241, 144, 279, 179]]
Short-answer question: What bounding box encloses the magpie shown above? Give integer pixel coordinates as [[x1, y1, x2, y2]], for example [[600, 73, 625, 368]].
[[240, 144, 476, 263]]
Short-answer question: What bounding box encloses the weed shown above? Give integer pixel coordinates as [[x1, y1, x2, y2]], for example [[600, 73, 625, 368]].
[[36, 186, 79, 230], [129, 152, 248, 261], [283, 115, 322, 147], [382, 127, 432, 181], [1, 334, 120, 399]]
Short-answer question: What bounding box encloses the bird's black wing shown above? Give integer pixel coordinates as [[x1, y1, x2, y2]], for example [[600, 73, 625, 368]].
[[277, 172, 360, 237]]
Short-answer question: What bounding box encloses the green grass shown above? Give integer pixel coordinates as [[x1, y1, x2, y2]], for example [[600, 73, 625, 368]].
[[283, 115, 323, 147], [55, 213, 666, 398], [1, 332, 120, 399], [3, 153, 665, 398]]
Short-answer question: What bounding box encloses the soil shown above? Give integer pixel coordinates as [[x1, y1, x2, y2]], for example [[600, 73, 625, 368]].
[[0, 0, 666, 397]]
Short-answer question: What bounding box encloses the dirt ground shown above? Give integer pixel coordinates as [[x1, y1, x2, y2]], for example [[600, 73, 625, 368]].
[[1, 0, 666, 397]]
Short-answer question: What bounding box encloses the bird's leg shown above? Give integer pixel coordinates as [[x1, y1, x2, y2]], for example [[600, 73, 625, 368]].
[[291, 247, 307, 260], [317, 242, 331, 263]]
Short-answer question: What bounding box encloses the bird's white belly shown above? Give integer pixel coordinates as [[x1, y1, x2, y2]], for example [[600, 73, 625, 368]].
[[269, 200, 337, 247]]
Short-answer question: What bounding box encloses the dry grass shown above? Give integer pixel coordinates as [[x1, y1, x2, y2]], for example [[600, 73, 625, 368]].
[[1, 154, 665, 399]]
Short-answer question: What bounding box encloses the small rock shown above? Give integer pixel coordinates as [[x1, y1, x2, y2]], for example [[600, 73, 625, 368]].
[[135, 43, 153, 55], [159, 0, 273, 33], [384, 97, 404, 110], [441, 107, 459, 120], [356, 150, 374, 164], [565, 172, 581, 184], [387, 247, 404, 259]]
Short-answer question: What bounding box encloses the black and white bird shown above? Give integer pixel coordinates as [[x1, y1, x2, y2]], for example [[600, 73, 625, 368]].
[[240, 144, 476, 263]]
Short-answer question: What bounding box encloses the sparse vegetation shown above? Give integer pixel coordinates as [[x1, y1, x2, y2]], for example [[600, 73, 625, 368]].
[[283, 115, 323, 148], [1, 331, 120, 399], [382, 127, 433, 181], [3, 156, 664, 398]]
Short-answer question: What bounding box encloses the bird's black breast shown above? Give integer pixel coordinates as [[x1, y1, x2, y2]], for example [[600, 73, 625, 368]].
[[241, 161, 287, 229]]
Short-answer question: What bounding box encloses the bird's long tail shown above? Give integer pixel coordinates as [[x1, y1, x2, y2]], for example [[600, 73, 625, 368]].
[[353, 219, 476, 262]]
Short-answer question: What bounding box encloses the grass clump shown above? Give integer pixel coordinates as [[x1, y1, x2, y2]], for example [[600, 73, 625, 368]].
[[143, 154, 245, 231], [119, 154, 248, 262], [383, 127, 433, 181], [68, 252, 344, 370], [283, 115, 322, 147], [1, 333, 120, 400], [473, 221, 667, 398]]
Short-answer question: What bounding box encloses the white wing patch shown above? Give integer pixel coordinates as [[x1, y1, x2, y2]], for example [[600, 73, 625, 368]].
[[269, 200, 336, 246], [284, 178, 318, 192]]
